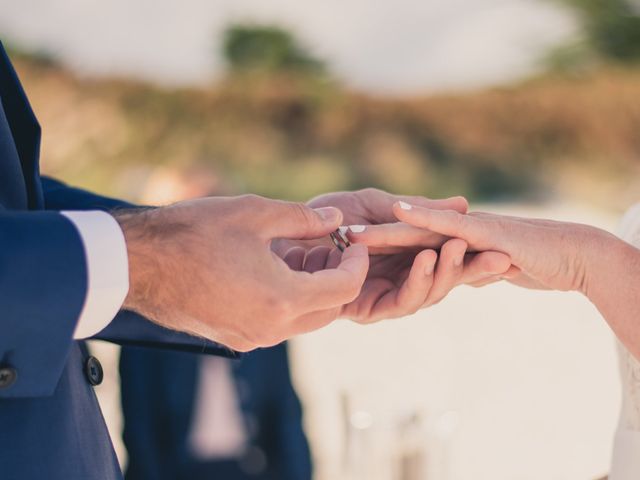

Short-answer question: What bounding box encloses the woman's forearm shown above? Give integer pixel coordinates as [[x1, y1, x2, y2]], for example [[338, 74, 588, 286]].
[[363, 204, 640, 358], [583, 230, 640, 360]]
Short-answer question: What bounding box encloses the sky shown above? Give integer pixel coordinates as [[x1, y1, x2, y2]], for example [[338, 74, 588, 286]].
[[0, 0, 576, 93]]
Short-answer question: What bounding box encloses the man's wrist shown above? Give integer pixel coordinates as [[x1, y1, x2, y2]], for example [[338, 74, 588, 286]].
[[113, 208, 161, 316]]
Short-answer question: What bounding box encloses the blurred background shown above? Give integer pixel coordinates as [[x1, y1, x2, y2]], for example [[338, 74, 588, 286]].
[[2, 0, 639, 478]]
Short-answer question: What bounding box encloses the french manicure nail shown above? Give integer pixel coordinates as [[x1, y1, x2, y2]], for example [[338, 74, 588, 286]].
[[338, 226, 349, 235], [398, 201, 412, 211], [349, 225, 366, 233]]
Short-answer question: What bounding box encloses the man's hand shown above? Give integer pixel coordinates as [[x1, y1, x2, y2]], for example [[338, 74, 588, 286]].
[[115, 195, 369, 351]]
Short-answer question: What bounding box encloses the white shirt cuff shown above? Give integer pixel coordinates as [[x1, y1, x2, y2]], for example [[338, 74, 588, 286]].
[[61, 211, 129, 339]]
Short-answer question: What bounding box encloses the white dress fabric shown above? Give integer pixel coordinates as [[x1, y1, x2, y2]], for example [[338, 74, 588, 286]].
[[610, 203, 640, 480]]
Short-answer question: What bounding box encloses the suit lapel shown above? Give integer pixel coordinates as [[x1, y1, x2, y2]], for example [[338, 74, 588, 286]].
[[0, 41, 43, 210], [0, 94, 28, 209]]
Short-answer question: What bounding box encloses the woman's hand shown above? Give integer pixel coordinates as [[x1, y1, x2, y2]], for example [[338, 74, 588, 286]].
[[391, 203, 640, 363], [346, 201, 640, 362], [274, 189, 501, 324], [307, 188, 469, 254], [346, 203, 617, 293], [282, 237, 512, 324], [384, 203, 615, 293]]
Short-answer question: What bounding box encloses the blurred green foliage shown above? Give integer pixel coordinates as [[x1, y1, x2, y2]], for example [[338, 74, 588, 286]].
[[3, 41, 59, 68], [12, 22, 640, 208], [549, 0, 640, 70], [223, 24, 325, 74]]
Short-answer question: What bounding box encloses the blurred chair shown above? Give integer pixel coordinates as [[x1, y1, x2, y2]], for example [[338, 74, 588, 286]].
[[119, 342, 312, 480]]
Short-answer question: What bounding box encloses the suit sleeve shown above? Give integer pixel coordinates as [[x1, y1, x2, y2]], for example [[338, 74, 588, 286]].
[[0, 210, 88, 398], [41, 176, 237, 358]]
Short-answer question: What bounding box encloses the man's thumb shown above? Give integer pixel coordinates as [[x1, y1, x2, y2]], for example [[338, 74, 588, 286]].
[[264, 202, 343, 240]]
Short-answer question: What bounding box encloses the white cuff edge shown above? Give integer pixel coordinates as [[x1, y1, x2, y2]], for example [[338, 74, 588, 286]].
[[61, 211, 129, 339]]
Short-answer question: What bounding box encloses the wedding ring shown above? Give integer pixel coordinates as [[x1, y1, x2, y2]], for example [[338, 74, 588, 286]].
[[329, 228, 351, 252]]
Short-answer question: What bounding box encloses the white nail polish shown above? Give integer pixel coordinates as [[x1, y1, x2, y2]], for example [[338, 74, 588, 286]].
[[349, 225, 366, 233], [338, 226, 349, 235], [399, 201, 412, 211]]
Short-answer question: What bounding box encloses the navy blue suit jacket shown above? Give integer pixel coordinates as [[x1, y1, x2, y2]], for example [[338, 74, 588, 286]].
[[120, 343, 312, 480], [0, 42, 232, 479]]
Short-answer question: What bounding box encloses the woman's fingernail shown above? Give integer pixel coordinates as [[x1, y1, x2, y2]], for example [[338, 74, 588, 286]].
[[398, 201, 412, 211], [453, 255, 464, 267], [349, 225, 366, 233], [338, 226, 349, 235], [314, 207, 340, 222]]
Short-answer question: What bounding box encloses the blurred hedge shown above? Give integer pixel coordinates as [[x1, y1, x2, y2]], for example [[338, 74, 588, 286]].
[[12, 50, 640, 209]]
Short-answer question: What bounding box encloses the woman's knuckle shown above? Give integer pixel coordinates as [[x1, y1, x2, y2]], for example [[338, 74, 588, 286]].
[[452, 211, 467, 230]]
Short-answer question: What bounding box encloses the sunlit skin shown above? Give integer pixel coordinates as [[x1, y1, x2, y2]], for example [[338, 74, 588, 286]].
[[283, 189, 513, 324], [349, 202, 640, 360], [282, 236, 512, 324], [118, 195, 370, 352], [118, 189, 513, 353]]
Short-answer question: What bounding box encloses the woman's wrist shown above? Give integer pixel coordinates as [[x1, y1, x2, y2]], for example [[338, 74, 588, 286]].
[[579, 226, 637, 299], [578, 226, 640, 359]]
